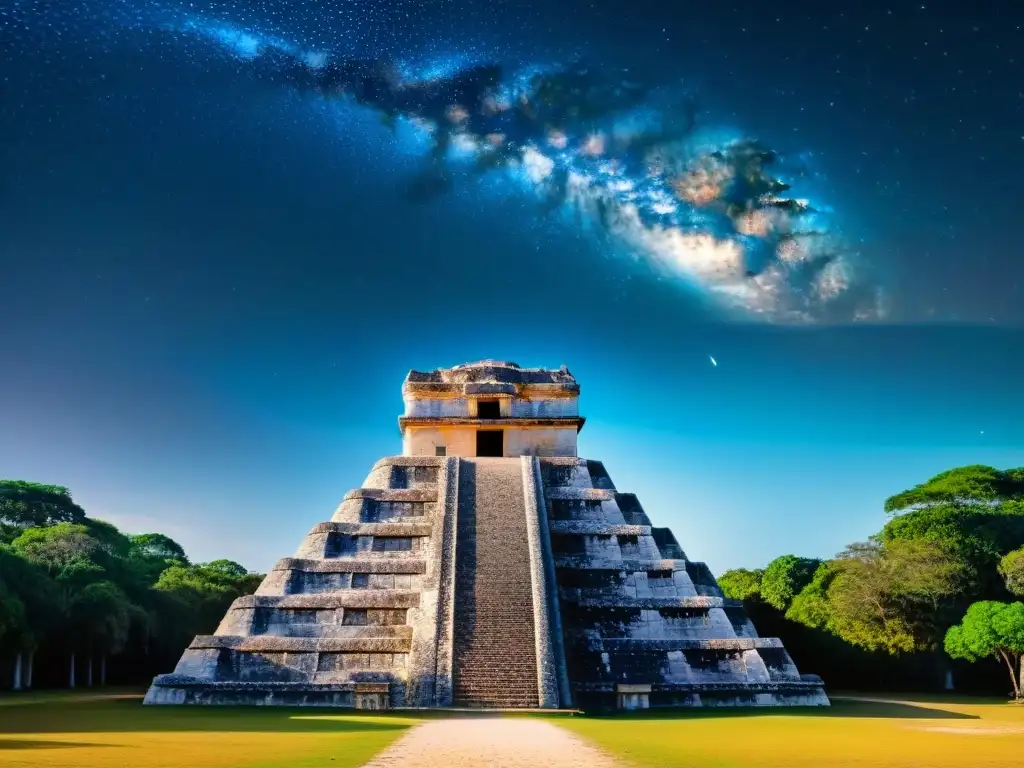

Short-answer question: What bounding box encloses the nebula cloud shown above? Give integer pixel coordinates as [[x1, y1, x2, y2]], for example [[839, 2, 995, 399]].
[[159, 16, 887, 322]]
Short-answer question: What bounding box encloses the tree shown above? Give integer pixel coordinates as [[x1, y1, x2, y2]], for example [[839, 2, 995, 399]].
[[0, 481, 86, 528], [0, 547, 59, 689], [69, 581, 136, 686], [786, 563, 837, 632], [999, 548, 1024, 597], [154, 561, 262, 642], [9, 524, 109, 687], [129, 534, 187, 564], [881, 466, 1024, 602], [945, 601, 1024, 699], [884, 465, 1024, 513], [717, 568, 764, 601], [203, 559, 249, 579], [823, 539, 964, 654], [761, 555, 822, 612], [10, 524, 106, 586]]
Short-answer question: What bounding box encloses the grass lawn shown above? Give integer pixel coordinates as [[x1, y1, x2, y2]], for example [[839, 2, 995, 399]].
[[3, 690, 1024, 768], [554, 694, 1024, 768], [0, 690, 421, 768]]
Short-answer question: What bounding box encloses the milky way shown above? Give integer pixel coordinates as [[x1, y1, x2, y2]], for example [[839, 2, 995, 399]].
[[4, 3, 885, 323]]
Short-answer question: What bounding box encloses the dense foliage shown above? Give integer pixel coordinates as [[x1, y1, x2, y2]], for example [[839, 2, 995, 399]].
[[719, 465, 1024, 696], [0, 480, 261, 690]]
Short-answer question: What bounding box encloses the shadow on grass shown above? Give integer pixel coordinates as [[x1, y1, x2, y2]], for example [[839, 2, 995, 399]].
[[0, 697, 415, 736], [572, 699, 980, 722], [0, 739, 117, 750]]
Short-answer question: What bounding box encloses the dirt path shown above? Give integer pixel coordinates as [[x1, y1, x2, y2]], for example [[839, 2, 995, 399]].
[[359, 717, 623, 768]]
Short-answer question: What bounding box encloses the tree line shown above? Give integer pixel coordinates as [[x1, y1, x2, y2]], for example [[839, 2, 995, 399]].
[[718, 465, 1024, 699], [0, 480, 262, 690]]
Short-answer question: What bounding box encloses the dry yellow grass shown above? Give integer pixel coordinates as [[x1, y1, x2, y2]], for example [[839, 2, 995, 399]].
[[0, 691, 420, 768], [553, 695, 1024, 768], [4, 690, 1023, 768]]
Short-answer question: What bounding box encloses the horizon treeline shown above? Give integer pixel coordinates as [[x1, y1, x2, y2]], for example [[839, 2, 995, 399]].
[[0, 480, 261, 690]]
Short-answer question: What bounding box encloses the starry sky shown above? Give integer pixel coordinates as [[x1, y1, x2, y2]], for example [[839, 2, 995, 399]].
[[1, 1, 1022, 573]]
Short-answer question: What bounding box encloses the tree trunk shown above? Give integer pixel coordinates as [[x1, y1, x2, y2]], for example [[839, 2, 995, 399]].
[[68, 652, 76, 689], [25, 651, 34, 689], [86, 653, 93, 687], [12, 653, 22, 691], [1018, 654, 1024, 701], [100, 655, 107, 686], [998, 649, 1019, 699]]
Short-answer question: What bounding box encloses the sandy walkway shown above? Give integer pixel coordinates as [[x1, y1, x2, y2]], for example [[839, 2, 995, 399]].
[[360, 717, 623, 768]]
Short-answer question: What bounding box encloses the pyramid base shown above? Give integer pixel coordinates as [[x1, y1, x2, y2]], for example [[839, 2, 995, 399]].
[[575, 680, 830, 710], [143, 675, 392, 709]]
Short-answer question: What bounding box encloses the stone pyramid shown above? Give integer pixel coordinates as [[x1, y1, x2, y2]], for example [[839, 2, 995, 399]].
[[146, 360, 828, 709]]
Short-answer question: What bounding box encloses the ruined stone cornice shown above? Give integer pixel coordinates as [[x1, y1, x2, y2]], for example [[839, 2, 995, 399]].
[[562, 595, 740, 609], [538, 457, 589, 467], [403, 360, 579, 394], [573, 638, 786, 652], [190, 636, 412, 653], [544, 488, 616, 501], [398, 416, 586, 432], [149, 675, 391, 692], [572, 680, 826, 693], [232, 591, 420, 609], [342, 488, 437, 502], [548, 522, 650, 536], [403, 382, 580, 397], [310, 522, 433, 537], [553, 557, 690, 571], [371, 456, 447, 470], [272, 558, 427, 574]]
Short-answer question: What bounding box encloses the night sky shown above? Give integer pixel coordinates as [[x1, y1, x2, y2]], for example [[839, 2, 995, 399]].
[[1, 1, 1022, 573]]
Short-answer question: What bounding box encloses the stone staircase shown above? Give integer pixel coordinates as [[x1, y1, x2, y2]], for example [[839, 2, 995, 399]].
[[452, 458, 540, 708]]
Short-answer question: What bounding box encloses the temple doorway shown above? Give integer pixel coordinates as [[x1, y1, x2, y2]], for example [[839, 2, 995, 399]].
[[476, 430, 503, 457]]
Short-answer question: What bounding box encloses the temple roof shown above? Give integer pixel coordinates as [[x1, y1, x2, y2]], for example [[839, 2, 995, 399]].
[[404, 360, 579, 392]]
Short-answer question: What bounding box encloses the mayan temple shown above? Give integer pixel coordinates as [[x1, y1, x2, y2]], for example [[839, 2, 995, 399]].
[[145, 360, 828, 710]]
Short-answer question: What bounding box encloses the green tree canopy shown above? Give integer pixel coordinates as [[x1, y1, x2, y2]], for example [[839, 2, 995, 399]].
[[203, 559, 249, 579], [69, 580, 136, 657], [129, 534, 187, 564], [83, 519, 133, 559], [880, 466, 1024, 598], [127, 533, 188, 584], [822, 539, 964, 654], [761, 555, 822, 611], [999, 548, 1024, 597], [786, 562, 837, 631], [0, 546, 60, 651], [884, 465, 1024, 514], [717, 568, 763, 601], [155, 561, 262, 635], [10, 523, 107, 586], [945, 601, 1024, 699], [0, 481, 86, 527]]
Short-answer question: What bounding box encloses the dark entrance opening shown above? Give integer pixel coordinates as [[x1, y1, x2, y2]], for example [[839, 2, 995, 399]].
[[476, 430, 503, 457], [477, 399, 501, 419]]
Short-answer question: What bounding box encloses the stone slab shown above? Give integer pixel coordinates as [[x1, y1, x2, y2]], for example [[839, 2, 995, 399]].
[[189, 635, 412, 652], [232, 592, 420, 609], [272, 558, 428, 574]]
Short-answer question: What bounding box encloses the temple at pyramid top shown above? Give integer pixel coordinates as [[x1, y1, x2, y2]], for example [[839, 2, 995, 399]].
[[400, 360, 584, 458]]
